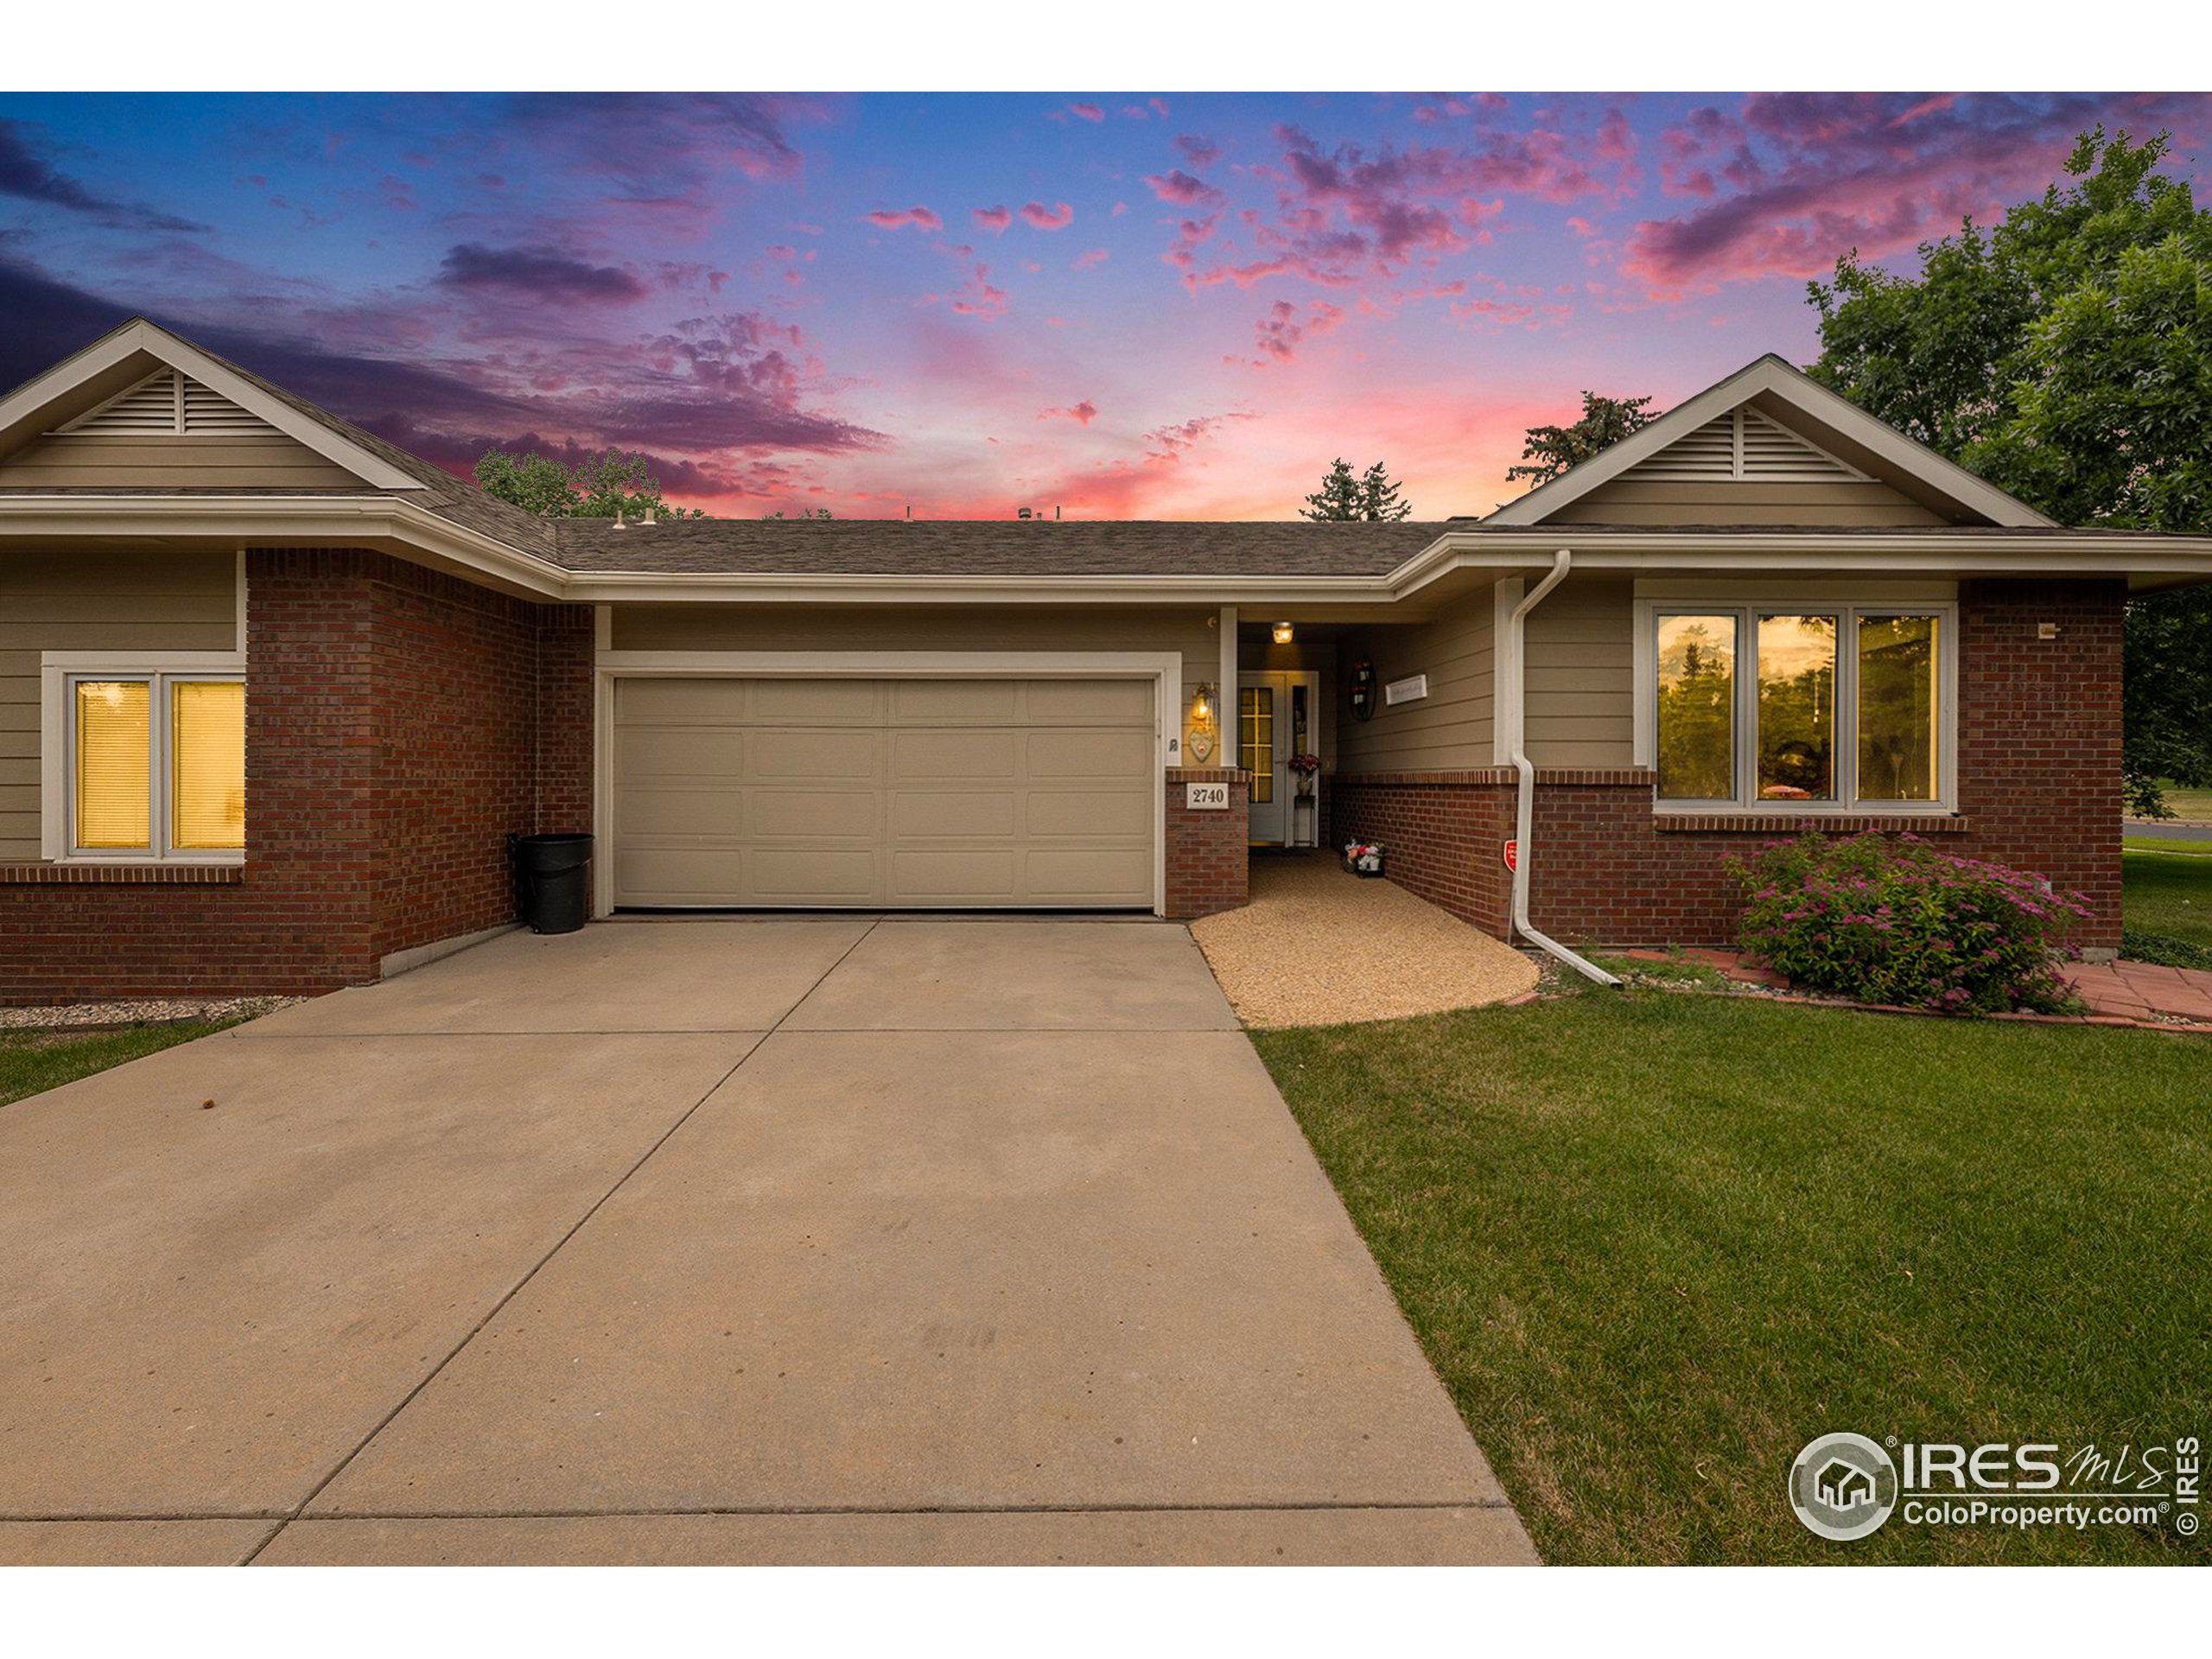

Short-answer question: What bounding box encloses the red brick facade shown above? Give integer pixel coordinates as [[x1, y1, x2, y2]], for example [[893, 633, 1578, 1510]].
[[1, 549, 596, 1005], [0, 572, 2126, 1001], [1332, 579, 2125, 951], [1165, 768, 1250, 919]]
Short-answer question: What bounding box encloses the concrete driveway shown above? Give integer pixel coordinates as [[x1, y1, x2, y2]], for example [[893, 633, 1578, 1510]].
[[0, 918, 1534, 1566]]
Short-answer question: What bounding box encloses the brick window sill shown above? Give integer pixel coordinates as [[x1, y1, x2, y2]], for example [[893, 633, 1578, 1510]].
[[1652, 813, 1971, 835], [0, 862, 245, 886]]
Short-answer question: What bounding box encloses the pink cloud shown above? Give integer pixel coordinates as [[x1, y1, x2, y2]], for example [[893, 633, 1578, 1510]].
[[1039, 399, 1099, 424], [948, 261, 1007, 320], [1067, 103, 1104, 124], [1072, 247, 1109, 270], [865, 205, 943, 232], [972, 204, 1012, 232], [1168, 115, 1635, 297], [1019, 200, 1075, 230], [1249, 297, 1345, 364], [1174, 133, 1222, 168]]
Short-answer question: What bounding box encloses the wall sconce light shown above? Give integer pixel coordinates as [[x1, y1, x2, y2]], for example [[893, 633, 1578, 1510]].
[[1187, 682, 1220, 764], [1273, 621, 1295, 645]]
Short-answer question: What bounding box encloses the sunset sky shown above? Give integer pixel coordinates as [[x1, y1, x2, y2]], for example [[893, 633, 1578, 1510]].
[[2, 91, 2204, 520]]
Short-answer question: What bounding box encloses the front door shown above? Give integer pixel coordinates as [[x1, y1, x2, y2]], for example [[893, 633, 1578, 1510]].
[[1239, 671, 1318, 846]]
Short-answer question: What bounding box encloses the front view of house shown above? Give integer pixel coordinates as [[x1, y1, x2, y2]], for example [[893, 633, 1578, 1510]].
[[3, 319, 2208, 1003]]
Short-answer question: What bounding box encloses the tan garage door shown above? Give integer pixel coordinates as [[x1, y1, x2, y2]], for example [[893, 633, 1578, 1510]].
[[612, 676, 1158, 908]]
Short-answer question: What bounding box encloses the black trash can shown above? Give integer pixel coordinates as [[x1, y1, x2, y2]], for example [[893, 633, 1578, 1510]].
[[512, 832, 593, 934]]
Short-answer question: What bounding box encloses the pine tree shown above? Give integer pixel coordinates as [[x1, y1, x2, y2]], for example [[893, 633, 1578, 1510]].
[[1302, 457, 1412, 521], [1300, 457, 1362, 521], [1357, 461, 1412, 522]]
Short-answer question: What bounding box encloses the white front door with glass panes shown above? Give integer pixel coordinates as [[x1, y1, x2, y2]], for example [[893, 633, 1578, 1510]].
[[1643, 601, 1952, 812], [1239, 671, 1320, 846], [44, 655, 245, 861]]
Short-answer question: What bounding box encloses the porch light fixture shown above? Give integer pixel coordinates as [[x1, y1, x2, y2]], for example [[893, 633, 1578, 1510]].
[[1192, 682, 1216, 722], [1273, 621, 1294, 645]]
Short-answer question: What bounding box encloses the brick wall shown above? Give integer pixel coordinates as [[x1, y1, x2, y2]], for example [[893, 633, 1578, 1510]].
[[1329, 771, 1516, 936], [1, 549, 597, 1005], [370, 558, 544, 963], [1327, 579, 2125, 950], [1165, 768, 1249, 919], [536, 605, 598, 836]]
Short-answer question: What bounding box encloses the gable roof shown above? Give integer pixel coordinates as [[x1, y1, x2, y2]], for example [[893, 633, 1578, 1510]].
[[1484, 354, 2055, 530], [0, 318, 554, 556]]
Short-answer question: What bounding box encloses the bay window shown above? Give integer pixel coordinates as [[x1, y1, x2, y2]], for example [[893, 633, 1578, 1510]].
[[1640, 601, 1952, 811], [41, 654, 245, 861]]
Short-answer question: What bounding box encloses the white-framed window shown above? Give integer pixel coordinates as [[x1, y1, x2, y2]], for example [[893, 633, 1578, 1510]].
[[40, 652, 246, 861], [1631, 599, 1956, 812]]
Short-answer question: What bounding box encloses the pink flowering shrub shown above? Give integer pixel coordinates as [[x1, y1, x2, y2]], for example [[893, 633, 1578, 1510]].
[[1731, 833, 2089, 1014]]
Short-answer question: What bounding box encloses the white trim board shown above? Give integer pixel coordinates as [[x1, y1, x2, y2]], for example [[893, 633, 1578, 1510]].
[[5, 494, 2211, 607], [590, 649, 1183, 919]]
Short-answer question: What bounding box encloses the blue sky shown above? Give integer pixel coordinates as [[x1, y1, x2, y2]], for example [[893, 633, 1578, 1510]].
[[2, 92, 2203, 518]]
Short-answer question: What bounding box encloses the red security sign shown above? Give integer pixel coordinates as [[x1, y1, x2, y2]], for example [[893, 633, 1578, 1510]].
[[1502, 838, 1517, 873]]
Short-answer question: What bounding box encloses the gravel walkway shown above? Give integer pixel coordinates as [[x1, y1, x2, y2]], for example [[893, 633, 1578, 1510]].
[[0, 995, 305, 1033], [1191, 854, 1538, 1028]]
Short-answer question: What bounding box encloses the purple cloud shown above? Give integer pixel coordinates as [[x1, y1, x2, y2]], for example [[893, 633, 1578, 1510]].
[[1018, 200, 1074, 230], [1622, 92, 2202, 290], [866, 205, 944, 232], [1142, 168, 1222, 207], [436, 243, 648, 303]]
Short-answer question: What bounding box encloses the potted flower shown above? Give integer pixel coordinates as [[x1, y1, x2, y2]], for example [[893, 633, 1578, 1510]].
[[1287, 752, 1321, 799], [1342, 840, 1385, 878]]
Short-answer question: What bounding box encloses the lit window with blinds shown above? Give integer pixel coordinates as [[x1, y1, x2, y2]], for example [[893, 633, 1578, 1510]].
[[63, 669, 245, 858]]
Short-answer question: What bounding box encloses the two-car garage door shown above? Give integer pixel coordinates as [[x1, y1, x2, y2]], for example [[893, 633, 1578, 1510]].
[[611, 676, 1158, 909]]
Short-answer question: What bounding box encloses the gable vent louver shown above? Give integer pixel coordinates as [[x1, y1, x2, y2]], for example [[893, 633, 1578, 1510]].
[[1631, 406, 1867, 483], [54, 369, 283, 438]]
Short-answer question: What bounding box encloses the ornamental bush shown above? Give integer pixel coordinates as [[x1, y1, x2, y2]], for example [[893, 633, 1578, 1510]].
[[1731, 833, 2089, 1014]]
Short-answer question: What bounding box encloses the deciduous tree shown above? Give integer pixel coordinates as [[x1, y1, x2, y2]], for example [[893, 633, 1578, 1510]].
[[1807, 128, 2212, 815]]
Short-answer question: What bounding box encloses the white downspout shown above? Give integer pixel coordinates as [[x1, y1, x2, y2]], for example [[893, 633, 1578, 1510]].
[[1510, 550, 1622, 988]]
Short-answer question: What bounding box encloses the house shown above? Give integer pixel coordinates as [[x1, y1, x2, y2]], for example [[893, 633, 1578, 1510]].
[[3, 317, 2209, 1003], [1815, 1459, 1878, 1512]]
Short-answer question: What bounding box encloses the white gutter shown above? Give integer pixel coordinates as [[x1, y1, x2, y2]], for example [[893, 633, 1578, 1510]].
[[1508, 549, 1621, 988]]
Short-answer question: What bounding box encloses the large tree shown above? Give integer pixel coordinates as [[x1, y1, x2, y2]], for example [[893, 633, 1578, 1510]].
[[474, 447, 707, 519], [1808, 129, 2212, 814], [1505, 392, 1660, 486], [1301, 457, 1413, 521]]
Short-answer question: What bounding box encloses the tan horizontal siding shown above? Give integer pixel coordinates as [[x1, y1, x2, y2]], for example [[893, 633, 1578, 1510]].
[[1566, 476, 1945, 527], [1335, 586, 1496, 773], [1524, 575, 1634, 768], [0, 548, 237, 860], [0, 432, 361, 490]]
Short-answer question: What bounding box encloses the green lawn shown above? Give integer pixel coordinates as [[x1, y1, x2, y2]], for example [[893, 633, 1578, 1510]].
[[0, 1020, 239, 1109], [2123, 844, 2212, 967], [1254, 993, 2209, 1564]]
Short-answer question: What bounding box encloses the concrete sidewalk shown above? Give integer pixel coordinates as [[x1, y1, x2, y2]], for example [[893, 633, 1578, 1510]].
[[0, 918, 1535, 1566]]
